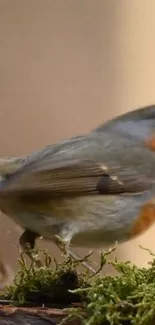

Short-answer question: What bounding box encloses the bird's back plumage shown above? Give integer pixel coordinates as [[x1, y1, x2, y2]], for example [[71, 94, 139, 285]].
[[0, 130, 154, 198]]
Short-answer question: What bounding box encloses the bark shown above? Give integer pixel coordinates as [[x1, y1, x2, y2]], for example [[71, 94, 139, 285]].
[[0, 305, 83, 325]]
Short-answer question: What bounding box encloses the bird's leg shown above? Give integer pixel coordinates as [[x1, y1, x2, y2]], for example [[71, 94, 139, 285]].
[[20, 230, 96, 273], [67, 248, 96, 274], [54, 235, 96, 274], [19, 229, 42, 267]]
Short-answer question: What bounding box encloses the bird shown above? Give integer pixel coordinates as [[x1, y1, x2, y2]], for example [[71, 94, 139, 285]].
[[0, 103, 155, 287]]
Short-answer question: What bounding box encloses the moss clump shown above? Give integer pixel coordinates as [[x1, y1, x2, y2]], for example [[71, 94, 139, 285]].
[[2, 245, 155, 325], [3, 250, 90, 306], [69, 246, 155, 325]]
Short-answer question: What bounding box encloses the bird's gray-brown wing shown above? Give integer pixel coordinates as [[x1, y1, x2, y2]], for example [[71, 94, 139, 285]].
[[0, 157, 151, 200]]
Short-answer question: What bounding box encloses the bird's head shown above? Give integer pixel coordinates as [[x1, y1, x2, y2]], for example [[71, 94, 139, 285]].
[[92, 104, 155, 150]]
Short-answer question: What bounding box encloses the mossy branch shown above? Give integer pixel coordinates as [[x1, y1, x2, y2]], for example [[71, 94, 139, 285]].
[[0, 245, 155, 324]]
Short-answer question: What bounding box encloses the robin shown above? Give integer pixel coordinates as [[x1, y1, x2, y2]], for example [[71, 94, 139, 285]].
[[0, 103, 155, 287]]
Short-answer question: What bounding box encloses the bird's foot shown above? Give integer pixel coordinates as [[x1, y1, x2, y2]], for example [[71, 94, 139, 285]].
[[54, 235, 96, 274]]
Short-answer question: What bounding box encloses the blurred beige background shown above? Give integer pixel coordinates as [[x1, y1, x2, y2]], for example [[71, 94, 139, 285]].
[[0, 0, 155, 277]]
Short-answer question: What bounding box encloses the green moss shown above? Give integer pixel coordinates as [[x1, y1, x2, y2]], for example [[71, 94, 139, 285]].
[[3, 250, 90, 306], [2, 245, 155, 325], [69, 246, 155, 325]]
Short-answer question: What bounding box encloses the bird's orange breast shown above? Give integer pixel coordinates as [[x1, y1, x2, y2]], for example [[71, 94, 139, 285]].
[[145, 135, 155, 151], [130, 201, 155, 238]]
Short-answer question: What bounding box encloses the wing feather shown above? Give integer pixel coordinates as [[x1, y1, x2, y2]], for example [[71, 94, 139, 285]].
[[0, 158, 151, 199]]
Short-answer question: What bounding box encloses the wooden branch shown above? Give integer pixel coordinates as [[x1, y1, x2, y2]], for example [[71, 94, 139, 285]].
[[0, 305, 83, 325]]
